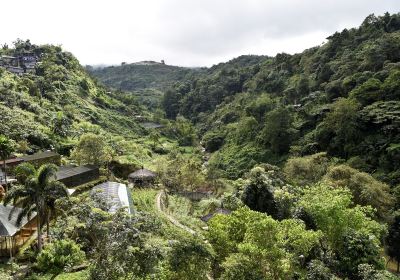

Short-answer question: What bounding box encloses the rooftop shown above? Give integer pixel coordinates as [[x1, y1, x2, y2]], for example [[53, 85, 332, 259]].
[[0, 55, 16, 59], [56, 164, 98, 181], [21, 151, 59, 162], [91, 181, 133, 214], [129, 168, 156, 179], [0, 204, 36, 236], [0, 158, 24, 166]]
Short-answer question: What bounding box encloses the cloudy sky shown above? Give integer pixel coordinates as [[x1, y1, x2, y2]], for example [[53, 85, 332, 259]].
[[1, 0, 399, 67]]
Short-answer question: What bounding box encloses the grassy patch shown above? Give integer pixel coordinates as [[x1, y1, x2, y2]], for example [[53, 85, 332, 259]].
[[131, 188, 159, 213], [27, 269, 89, 280], [165, 195, 207, 233]]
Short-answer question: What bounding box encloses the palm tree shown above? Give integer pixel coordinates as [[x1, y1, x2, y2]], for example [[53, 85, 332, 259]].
[[4, 164, 69, 251], [0, 135, 15, 190]]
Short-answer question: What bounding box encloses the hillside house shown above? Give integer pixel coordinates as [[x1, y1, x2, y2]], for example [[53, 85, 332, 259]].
[[0, 205, 37, 257], [0, 53, 38, 75], [20, 53, 38, 73], [0, 152, 60, 186], [0, 55, 18, 67], [0, 157, 24, 170], [5, 66, 24, 75]]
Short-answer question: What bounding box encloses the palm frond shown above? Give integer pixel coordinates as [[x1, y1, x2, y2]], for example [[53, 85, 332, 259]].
[[15, 204, 35, 227], [3, 184, 29, 206], [37, 164, 58, 186], [46, 181, 69, 198], [14, 163, 36, 183]]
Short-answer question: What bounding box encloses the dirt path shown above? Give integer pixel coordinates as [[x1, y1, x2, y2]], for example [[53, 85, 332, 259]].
[[155, 190, 213, 280], [156, 190, 196, 235]]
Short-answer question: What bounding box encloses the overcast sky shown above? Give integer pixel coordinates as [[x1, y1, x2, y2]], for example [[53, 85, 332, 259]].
[[1, 0, 399, 67]]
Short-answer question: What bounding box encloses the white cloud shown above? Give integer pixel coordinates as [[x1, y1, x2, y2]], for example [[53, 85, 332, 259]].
[[1, 0, 399, 66]]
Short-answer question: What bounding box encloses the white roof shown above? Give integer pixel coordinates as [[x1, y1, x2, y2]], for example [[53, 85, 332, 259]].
[[0, 204, 36, 236], [91, 181, 132, 214]]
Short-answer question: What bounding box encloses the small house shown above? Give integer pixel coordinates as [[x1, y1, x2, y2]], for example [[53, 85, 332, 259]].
[[91, 181, 134, 214], [56, 164, 99, 188], [20, 53, 37, 63], [128, 168, 156, 187], [0, 157, 24, 186], [0, 205, 37, 257]]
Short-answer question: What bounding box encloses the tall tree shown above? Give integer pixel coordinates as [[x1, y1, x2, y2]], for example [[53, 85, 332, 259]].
[[4, 164, 69, 251], [317, 98, 360, 158], [262, 107, 296, 155], [0, 135, 15, 189], [71, 133, 109, 166], [241, 167, 278, 218]]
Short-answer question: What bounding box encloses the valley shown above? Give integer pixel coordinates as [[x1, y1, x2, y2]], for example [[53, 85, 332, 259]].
[[0, 12, 400, 280]]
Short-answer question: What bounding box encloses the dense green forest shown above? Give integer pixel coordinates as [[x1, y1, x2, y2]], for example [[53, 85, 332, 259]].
[[1, 12, 400, 280], [162, 13, 400, 185]]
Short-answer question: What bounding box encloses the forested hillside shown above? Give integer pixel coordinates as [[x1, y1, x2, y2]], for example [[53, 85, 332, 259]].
[[0, 40, 150, 154], [87, 62, 204, 110], [1, 12, 400, 280], [163, 13, 400, 184], [87, 61, 200, 91]]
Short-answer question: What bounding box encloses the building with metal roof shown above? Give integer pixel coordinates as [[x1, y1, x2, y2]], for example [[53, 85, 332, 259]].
[[91, 181, 134, 214], [56, 164, 99, 188], [21, 151, 61, 167], [0, 204, 37, 257], [0, 157, 24, 168]]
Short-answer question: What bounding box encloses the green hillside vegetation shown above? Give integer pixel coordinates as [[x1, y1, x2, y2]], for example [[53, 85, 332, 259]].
[[163, 13, 400, 186], [0, 40, 149, 151], [88, 55, 265, 111], [87, 62, 203, 110], [87, 61, 200, 92], [1, 13, 400, 280]]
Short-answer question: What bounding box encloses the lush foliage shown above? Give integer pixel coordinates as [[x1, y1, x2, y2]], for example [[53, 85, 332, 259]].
[[36, 239, 85, 272]]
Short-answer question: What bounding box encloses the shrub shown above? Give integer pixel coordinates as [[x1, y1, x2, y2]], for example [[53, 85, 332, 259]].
[[284, 152, 330, 186], [324, 164, 394, 219], [36, 239, 85, 272], [202, 130, 225, 152], [306, 260, 335, 280]]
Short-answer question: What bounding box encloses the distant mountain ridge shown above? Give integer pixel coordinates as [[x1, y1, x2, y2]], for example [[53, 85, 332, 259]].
[[86, 61, 202, 92]]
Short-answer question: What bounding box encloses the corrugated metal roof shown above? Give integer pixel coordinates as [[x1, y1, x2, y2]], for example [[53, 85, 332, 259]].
[[91, 181, 132, 214], [0, 205, 35, 236], [56, 164, 98, 181]]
